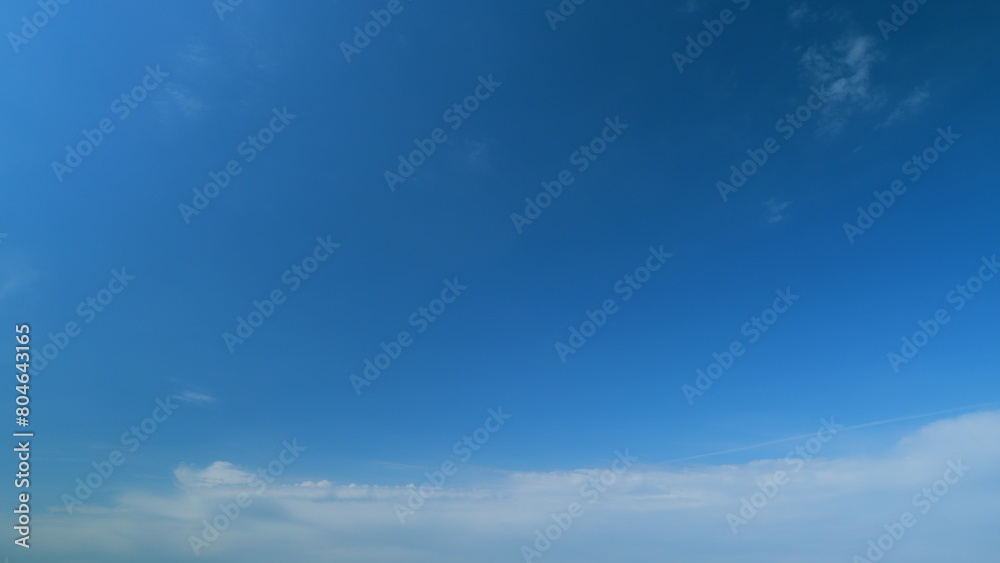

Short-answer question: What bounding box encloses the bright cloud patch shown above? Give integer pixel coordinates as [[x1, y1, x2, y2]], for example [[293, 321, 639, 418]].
[[27, 410, 1000, 563]]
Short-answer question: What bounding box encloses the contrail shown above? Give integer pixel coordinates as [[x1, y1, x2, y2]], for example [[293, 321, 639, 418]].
[[660, 401, 1000, 464]]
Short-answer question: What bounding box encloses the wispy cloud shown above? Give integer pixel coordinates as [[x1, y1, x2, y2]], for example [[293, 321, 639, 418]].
[[159, 85, 207, 117], [464, 139, 492, 174], [174, 390, 215, 405], [800, 35, 886, 133], [879, 84, 931, 127], [679, 0, 705, 13], [765, 199, 791, 223], [0, 253, 38, 303], [175, 461, 249, 488], [30, 410, 1000, 562], [787, 2, 812, 28], [179, 39, 211, 67]]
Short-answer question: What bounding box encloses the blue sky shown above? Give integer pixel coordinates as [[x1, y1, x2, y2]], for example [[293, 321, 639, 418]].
[[2, 0, 999, 561]]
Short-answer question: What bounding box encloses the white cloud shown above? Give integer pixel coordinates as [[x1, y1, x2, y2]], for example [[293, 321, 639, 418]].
[[679, 0, 705, 13], [27, 412, 1000, 563], [765, 199, 791, 223], [179, 39, 211, 67], [880, 84, 931, 127], [464, 139, 492, 174], [174, 390, 215, 405], [801, 35, 886, 133], [0, 252, 38, 303], [28, 410, 1000, 562], [160, 86, 207, 117], [0, 273, 32, 302], [174, 461, 251, 489], [788, 2, 812, 28], [297, 480, 332, 488]]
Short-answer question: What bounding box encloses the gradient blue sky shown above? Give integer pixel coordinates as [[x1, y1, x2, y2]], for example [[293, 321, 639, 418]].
[[2, 0, 999, 561]]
